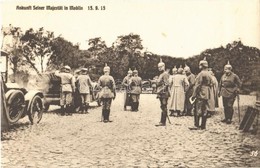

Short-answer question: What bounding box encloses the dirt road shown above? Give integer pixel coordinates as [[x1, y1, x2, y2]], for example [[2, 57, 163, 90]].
[[1, 93, 260, 167]]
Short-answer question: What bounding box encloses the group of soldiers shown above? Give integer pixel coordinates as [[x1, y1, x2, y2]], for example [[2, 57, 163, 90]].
[[54, 56, 241, 129], [153, 57, 241, 129], [55, 64, 116, 122]]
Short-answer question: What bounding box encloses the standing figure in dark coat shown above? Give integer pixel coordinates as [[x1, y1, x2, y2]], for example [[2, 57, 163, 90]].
[[122, 69, 132, 110], [155, 59, 170, 127], [184, 64, 196, 116], [97, 64, 116, 123], [129, 69, 142, 111], [191, 58, 213, 130], [219, 61, 241, 124]]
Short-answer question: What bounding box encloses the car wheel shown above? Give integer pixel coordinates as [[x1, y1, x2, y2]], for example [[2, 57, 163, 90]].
[[28, 95, 44, 124], [6, 90, 25, 124]]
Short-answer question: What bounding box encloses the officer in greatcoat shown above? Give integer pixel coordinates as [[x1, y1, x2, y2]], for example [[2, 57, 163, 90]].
[[55, 65, 75, 116], [218, 61, 241, 124], [155, 58, 170, 126], [190, 58, 213, 130], [122, 69, 133, 110], [129, 69, 142, 111], [184, 64, 196, 116], [97, 64, 116, 123]]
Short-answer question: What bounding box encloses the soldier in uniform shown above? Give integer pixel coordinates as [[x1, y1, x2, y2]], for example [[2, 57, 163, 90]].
[[129, 69, 142, 111], [55, 65, 75, 116], [155, 59, 170, 127], [190, 58, 213, 130], [122, 69, 133, 110], [184, 64, 196, 116], [219, 61, 241, 124], [98, 64, 116, 123], [76, 68, 93, 114]]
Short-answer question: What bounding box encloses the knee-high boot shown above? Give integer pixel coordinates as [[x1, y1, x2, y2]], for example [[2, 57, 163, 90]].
[[102, 109, 105, 121], [201, 116, 207, 130], [131, 103, 135, 111], [194, 115, 200, 128], [107, 109, 110, 121], [229, 107, 234, 121], [104, 109, 109, 122], [161, 111, 167, 125], [81, 104, 85, 113], [61, 106, 65, 116], [224, 107, 228, 120], [67, 105, 72, 116]]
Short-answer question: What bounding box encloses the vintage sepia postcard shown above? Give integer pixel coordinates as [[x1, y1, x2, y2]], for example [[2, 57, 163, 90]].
[[1, 0, 260, 167]]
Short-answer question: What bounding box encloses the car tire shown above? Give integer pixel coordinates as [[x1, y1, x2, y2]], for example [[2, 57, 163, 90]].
[[28, 95, 44, 124], [6, 90, 25, 124]]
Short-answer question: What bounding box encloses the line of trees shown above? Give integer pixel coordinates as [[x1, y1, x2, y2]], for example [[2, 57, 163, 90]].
[[1, 25, 260, 93]]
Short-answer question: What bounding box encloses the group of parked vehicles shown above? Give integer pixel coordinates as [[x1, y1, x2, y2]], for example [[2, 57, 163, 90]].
[[1, 50, 156, 127], [1, 50, 102, 126], [1, 74, 102, 126]]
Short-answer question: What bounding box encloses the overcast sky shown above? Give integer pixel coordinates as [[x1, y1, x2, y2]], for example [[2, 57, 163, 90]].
[[1, 0, 259, 58]]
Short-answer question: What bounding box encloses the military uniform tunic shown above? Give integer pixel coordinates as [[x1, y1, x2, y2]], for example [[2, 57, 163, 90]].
[[156, 71, 170, 124], [98, 74, 116, 110], [55, 71, 75, 106], [219, 72, 241, 121], [122, 75, 132, 108], [156, 71, 170, 98], [192, 70, 213, 116], [76, 74, 92, 104], [129, 75, 142, 104], [219, 72, 241, 98]]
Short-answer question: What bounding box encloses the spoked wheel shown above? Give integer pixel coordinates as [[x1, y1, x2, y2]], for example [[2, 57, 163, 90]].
[[28, 95, 44, 124], [6, 90, 25, 124]]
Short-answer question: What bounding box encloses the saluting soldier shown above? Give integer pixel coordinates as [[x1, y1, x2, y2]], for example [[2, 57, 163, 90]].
[[219, 61, 241, 124], [155, 58, 170, 127], [55, 65, 75, 116], [184, 64, 196, 116], [191, 58, 213, 130], [76, 68, 93, 114], [129, 69, 142, 111], [98, 64, 116, 123], [122, 68, 133, 110]]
